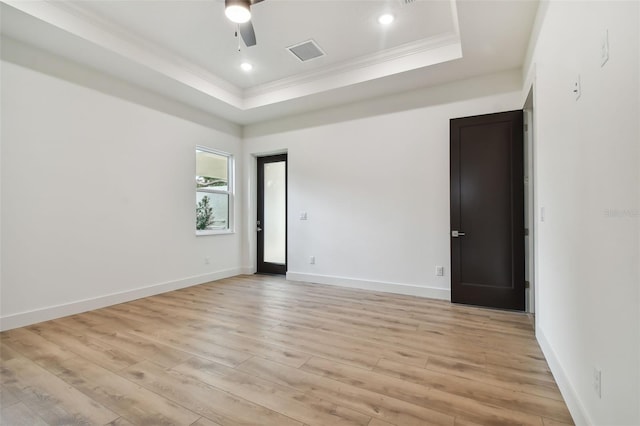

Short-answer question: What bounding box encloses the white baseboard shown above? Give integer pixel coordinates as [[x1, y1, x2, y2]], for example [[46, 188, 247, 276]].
[[536, 326, 590, 426], [241, 266, 256, 275], [0, 268, 243, 331], [286, 271, 450, 300]]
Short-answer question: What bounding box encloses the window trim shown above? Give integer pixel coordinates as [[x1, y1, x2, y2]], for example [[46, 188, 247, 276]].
[[195, 146, 234, 236]]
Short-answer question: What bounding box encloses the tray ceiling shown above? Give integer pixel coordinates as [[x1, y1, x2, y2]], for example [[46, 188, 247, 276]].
[[0, 0, 538, 124]]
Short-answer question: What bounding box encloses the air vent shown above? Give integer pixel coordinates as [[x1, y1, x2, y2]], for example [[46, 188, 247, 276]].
[[287, 40, 325, 62]]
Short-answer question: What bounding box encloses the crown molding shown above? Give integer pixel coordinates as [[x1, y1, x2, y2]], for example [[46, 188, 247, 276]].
[[243, 33, 462, 109], [245, 33, 461, 97], [3, 0, 244, 109], [243, 0, 462, 108], [3, 0, 463, 112]]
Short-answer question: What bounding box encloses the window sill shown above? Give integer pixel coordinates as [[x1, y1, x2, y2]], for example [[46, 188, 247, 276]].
[[195, 229, 235, 236]]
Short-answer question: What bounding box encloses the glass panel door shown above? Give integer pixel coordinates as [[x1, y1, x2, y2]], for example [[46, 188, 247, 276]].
[[263, 161, 286, 264], [257, 154, 287, 274]]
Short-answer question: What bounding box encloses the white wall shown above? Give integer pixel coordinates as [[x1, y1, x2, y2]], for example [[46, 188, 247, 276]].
[[524, 1, 640, 424], [0, 49, 244, 330], [4, 6, 639, 421], [243, 71, 522, 299]]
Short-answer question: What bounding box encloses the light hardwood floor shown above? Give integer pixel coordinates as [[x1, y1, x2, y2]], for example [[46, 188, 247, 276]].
[[0, 274, 573, 426]]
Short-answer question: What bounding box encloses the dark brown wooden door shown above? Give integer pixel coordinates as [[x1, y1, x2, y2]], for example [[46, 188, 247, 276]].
[[450, 110, 524, 310], [257, 154, 287, 275]]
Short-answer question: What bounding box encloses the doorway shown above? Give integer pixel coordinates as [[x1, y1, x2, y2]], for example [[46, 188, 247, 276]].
[[257, 154, 287, 275], [450, 110, 525, 310]]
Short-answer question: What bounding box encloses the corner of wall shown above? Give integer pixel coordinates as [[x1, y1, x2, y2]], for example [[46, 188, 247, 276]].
[[0, 268, 243, 332], [521, 0, 549, 96], [536, 326, 591, 425], [1, 49, 246, 330]]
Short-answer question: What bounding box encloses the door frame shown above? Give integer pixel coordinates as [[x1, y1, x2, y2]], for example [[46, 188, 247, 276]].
[[523, 86, 536, 314], [256, 153, 288, 275]]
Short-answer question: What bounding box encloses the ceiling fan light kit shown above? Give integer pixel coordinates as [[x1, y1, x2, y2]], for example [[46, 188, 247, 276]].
[[225, 0, 264, 47], [225, 0, 251, 24]]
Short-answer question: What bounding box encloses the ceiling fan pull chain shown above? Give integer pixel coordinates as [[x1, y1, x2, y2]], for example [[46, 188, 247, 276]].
[[236, 24, 241, 52]]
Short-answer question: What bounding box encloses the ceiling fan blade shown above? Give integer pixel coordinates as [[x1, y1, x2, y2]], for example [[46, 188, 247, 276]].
[[239, 21, 257, 47]]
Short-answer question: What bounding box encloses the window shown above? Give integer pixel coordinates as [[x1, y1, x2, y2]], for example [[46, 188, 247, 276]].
[[196, 146, 233, 235]]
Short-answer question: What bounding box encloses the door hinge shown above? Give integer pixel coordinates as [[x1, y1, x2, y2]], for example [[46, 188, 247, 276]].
[[525, 281, 530, 289], [524, 124, 528, 131], [524, 228, 529, 236]]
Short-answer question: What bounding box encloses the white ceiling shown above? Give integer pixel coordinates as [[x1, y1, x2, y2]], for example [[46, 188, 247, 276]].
[[0, 0, 539, 125]]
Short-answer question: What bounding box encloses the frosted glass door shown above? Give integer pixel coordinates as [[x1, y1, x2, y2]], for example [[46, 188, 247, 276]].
[[257, 154, 287, 275], [263, 161, 286, 264]]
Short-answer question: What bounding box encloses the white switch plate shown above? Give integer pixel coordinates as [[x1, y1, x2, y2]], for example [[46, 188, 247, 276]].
[[435, 266, 445, 276], [540, 207, 546, 222], [601, 29, 609, 67], [593, 368, 602, 398], [573, 75, 581, 100], [309, 256, 315, 264], [300, 212, 308, 220]]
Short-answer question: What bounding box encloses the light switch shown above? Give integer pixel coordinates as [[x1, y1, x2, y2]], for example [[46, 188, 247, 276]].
[[300, 212, 308, 220], [601, 29, 609, 67]]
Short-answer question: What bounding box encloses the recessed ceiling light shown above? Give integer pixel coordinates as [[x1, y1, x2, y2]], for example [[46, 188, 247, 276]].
[[241, 62, 253, 72], [378, 14, 395, 25]]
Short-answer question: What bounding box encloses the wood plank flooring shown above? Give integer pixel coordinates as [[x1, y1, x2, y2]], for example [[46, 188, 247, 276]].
[[0, 275, 573, 425]]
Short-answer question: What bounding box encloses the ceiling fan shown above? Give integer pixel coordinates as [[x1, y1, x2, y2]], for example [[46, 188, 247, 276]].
[[225, 0, 264, 47]]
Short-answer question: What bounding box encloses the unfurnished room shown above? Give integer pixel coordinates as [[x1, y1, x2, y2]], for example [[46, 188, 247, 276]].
[[0, 0, 639, 425]]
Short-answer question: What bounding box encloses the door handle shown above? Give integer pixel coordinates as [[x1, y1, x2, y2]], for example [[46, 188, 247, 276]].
[[257, 227, 263, 232], [452, 230, 466, 237]]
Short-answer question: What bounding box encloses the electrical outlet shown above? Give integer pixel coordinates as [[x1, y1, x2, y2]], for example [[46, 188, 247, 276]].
[[436, 266, 445, 276], [309, 256, 315, 265], [204, 257, 211, 265], [573, 74, 581, 100], [593, 368, 602, 398], [300, 212, 308, 220]]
